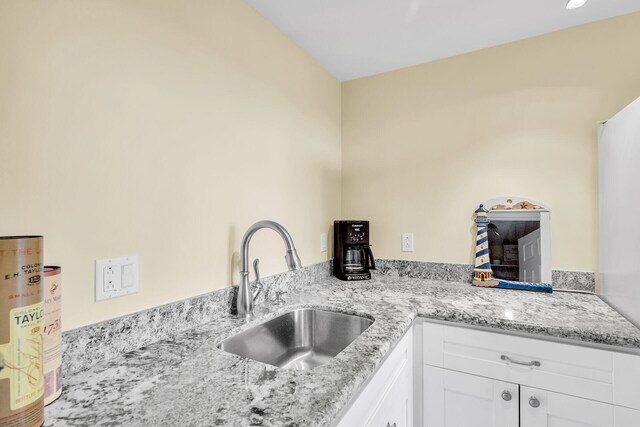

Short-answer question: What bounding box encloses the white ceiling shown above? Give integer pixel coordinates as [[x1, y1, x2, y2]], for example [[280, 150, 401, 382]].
[[245, 0, 640, 81]]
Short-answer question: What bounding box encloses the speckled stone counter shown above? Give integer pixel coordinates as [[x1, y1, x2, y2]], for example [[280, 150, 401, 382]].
[[45, 272, 640, 426]]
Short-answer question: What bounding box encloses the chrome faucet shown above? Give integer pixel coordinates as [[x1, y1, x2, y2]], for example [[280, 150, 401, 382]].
[[237, 220, 302, 318]]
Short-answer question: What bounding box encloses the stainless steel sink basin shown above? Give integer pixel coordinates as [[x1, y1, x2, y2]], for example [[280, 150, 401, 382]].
[[219, 308, 374, 370]]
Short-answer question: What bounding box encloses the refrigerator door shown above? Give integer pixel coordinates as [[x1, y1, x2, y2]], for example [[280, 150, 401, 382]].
[[599, 96, 640, 328]]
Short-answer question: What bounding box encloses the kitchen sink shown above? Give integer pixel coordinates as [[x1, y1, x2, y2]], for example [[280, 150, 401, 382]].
[[219, 308, 374, 370]]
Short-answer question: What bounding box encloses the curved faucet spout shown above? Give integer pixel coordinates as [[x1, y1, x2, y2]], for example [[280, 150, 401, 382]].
[[237, 220, 302, 318]]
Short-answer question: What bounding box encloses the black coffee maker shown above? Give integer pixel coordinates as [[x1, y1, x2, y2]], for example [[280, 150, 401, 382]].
[[333, 220, 375, 281]]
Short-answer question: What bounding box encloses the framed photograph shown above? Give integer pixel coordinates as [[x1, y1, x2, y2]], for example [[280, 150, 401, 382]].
[[503, 244, 518, 263]]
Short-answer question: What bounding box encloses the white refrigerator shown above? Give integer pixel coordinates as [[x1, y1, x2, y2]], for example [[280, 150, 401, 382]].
[[599, 96, 640, 328]]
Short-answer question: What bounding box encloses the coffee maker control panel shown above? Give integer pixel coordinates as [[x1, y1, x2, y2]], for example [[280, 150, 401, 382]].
[[348, 232, 366, 243], [345, 223, 369, 244]]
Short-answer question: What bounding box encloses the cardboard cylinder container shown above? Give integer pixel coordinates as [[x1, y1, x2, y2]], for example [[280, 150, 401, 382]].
[[43, 266, 62, 406], [0, 236, 45, 427]]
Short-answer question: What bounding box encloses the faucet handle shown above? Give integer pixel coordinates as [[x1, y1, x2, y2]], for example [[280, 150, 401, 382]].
[[274, 290, 286, 306], [253, 258, 261, 283], [252, 258, 263, 301]]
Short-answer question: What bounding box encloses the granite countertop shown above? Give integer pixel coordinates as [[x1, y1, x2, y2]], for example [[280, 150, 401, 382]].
[[45, 274, 640, 426]]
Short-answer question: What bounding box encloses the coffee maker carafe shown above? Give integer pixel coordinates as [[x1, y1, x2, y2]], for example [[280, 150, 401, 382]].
[[333, 220, 375, 281]]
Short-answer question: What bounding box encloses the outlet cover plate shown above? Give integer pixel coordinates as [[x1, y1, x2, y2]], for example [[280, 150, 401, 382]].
[[320, 232, 327, 252], [95, 255, 139, 301], [402, 233, 414, 252]]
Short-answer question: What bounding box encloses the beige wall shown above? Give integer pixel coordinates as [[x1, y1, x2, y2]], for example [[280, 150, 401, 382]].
[[0, 0, 341, 330], [3, 3, 639, 330], [342, 13, 640, 273]]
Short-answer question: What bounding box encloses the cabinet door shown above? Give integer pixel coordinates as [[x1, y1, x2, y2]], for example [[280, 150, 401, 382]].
[[424, 366, 518, 427], [520, 386, 640, 427], [366, 363, 412, 427], [338, 328, 413, 427]]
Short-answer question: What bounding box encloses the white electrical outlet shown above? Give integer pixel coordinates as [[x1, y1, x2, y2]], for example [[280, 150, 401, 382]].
[[95, 256, 139, 301], [402, 233, 414, 252], [320, 232, 327, 252], [103, 264, 120, 292]]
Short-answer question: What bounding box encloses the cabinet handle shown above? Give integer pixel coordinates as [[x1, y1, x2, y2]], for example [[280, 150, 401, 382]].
[[500, 354, 541, 367], [501, 390, 512, 401], [386, 423, 397, 427], [529, 396, 540, 408]]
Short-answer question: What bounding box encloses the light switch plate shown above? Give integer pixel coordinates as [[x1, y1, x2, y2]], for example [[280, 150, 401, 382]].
[[95, 255, 139, 301]]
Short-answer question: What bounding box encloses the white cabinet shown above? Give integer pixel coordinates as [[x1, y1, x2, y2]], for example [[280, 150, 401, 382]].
[[423, 370, 640, 427], [420, 321, 640, 427], [422, 321, 640, 410], [337, 327, 413, 427], [424, 366, 518, 427], [520, 386, 640, 427], [338, 320, 640, 427]]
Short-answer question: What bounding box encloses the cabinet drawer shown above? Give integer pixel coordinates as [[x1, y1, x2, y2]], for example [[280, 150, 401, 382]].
[[423, 322, 640, 410]]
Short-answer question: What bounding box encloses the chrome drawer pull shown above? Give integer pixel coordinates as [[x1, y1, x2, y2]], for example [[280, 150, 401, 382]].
[[386, 423, 397, 427], [500, 354, 541, 367], [501, 390, 512, 401]]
